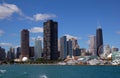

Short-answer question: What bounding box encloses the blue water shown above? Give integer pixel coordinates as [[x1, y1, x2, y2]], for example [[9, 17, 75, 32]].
[[0, 65, 120, 78]]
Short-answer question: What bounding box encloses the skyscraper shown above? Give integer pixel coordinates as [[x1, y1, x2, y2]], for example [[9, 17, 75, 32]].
[[70, 38, 80, 57], [60, 36, 67, 59], [10, 47, 15, 59], [20, 29, 29, 59], [96, 27, 103, 56], [43, 20, 58, 60], [7, 47, 15, 60], [89, 35, 97, 56], [34, 37, 42, 59], [71, 38, 79, 49], [58, 39, 61, 57], [16, 47, 21, 59], [29, 47, 34, 58], [73, 48, 81, 56], [0, 47, 6, 61], [67, 39, 73, 58]]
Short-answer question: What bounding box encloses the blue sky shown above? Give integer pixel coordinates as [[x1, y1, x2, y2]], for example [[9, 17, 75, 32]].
[[0, 0, 120, 51]]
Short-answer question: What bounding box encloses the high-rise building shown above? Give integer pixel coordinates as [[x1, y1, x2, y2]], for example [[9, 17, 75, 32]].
[[60, 36, 67, 59], [7, 51, 11, 60], [81, 48, 86, 56], [7, 47, 15, 60], [73, 48, 81, 56], [10, 47, 15, 59], [34, 37, 42, 59], [20, 29, 29, 59], [71, 38, 79, 49], [70, 38, 80, 56], [58, 39, 61, 58], [0, 47, 6, 61], [29, 47, 34, 59], [89, 35, 97, 56], [67, 39, 73, 58], [43, 20, 58, 60], [16, 47, 21, 59], [96, 27, 103, 56]]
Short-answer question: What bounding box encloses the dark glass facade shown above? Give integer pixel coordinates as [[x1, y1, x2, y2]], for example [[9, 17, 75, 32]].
[[29, 47, 34, 58], [73, 48, 81, 56], [16, 47, 21, 59], [0, 47, 6, 61], [43, 20, 58, 60], [67, 39, 73, 58], [20, 29, 29, 59], [96, 28, 103, 56]]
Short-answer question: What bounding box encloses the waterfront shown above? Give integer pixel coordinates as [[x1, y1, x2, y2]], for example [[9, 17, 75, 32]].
[[0, 65, 120, 78]]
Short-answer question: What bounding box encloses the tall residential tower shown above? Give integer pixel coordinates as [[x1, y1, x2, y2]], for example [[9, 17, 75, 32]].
[[20, 29, 29, 59], [43, 20, 58, 60]]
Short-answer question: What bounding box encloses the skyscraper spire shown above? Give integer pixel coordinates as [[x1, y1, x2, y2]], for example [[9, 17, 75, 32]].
[[97, 20, 102, 29]]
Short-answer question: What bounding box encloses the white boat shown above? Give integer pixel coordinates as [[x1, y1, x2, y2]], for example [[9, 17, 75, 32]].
[[88, 59, 100, 65], [66, 60, 76, 65], [58, 62, 66, 65]]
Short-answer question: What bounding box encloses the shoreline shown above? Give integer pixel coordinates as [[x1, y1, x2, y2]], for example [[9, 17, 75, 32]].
[[1, 63, 120, 66]]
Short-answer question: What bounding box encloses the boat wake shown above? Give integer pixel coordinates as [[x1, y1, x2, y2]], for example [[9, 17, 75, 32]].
[[23, 72, 28, 75], [0, 69, 6, 74], [40, 75, 48, 78]]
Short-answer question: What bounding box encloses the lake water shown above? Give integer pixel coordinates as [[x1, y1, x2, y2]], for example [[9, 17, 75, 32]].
[[0, 65, 120, 78]]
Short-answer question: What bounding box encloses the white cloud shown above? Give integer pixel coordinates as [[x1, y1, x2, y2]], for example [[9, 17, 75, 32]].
[[37, 36, 43, 41], [0, 30, 4, 36], [0, 3, 57, 21], [64, 34, 82, 40], [0, 3, 22, 19], [29, 27, 43, 33], [31, 36, 43, 41], [0, 42, 13, 47], [33, 13, 56, 21]]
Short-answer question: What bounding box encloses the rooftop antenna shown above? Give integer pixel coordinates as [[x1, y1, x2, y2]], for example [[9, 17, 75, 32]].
[[97, 20, 102, 29]]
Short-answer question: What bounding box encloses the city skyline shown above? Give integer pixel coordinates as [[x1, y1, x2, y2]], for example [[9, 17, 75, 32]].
[[0, 0, 120, 51]]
